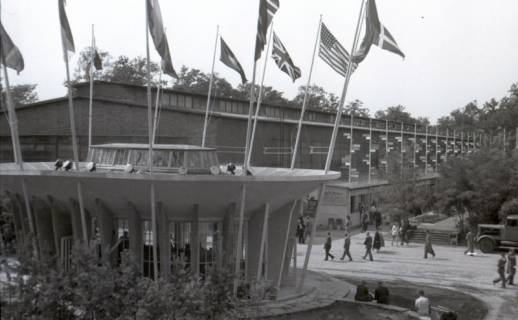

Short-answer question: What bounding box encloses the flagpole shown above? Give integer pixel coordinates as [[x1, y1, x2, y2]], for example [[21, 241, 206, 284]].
[[299, 0, 367, 291], [88, 24, 95, 149], [1, 60, 23, 169], [246, 22, 274, 168], [243, 71, 257, 174], [290, 15, 322, 170], [63, 39, 79, 165], [152, 71, 162, 144], [202, 25, 219, 148], [145, 0, 158, 281]]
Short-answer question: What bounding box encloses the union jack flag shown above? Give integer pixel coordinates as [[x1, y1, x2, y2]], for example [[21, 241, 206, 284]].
[[271, 32, 301, 82], [255, 0, 279, 61]]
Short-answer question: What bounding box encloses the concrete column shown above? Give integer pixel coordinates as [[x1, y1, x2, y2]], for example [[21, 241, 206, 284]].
[[158, 202, 170, 278], [247, 206, 265, 280], [190, 204, 200, 278], [222, 203, 236, 268], [96, 199, 115, 259], [32, 197, 56, 257], [69, 199, 84, 243], [48, 196, 73, 257], [127, 202, 143, 269], [6, 192, 25, 248]]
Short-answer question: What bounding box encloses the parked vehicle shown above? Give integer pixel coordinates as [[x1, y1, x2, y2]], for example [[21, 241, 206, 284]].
[[476, 215, 518, 253]]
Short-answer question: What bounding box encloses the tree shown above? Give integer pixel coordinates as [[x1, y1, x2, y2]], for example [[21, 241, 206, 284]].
[[291, 84, 339, 111], [72, 47, 111, 83], [1, 83, 38, 107], [344, 99, 369, 117], [375, 105, 414, 123], [173, 65, 239, 98], [235, 82, 291, 106]]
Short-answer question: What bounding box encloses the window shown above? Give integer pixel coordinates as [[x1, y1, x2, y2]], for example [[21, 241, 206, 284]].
[[100, 148, 116, 164], [169, 151, 184, 167], [507, 219, 518, 227], [143, 220, 159, 278], [114, 149, 129, 165], [132, 150, 149, 167], [116, 219, 129, 265], [153, 150, 169, 167], [169, 221, 191, 272], [199, 222, 220, 275]]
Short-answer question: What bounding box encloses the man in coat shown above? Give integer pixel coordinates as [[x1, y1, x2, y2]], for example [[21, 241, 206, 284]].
[[493, 252, 507, 288], [464, 230, 475, 255], [363, 232, 373, 261], [374, 281, 390, 304], [354, 280, 373, 302], [507, 249, 516, 285], [324, 232, 334, 261], [340, 233, 353, 261], [424, 230, 436, 259]]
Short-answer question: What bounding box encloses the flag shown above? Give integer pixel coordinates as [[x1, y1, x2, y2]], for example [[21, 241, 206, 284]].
[[254, 0, 280, 61], [58, 0, 75, 55], [85, 49, 103, 76], [147, 0, 178, 78], [353, 0, 404, 64], [0, 23, 24, 74], [220, 37, 247, 84], [318, 22, 356, 77], [271, 32, 301, 82]]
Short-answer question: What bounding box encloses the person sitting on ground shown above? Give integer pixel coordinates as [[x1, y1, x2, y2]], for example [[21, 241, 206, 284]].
[[374, 281, 390, 304], [354, 280, 373, 302], [415, 290, 431, 317]]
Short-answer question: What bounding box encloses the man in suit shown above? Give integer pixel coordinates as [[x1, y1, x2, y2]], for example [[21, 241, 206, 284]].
[[493, 252, 507, 288], [424, 230, 436, 259], [507, 249, 516, 285], [464, 230, 475, 255], [340, 233, 353, 261], [324, 232, 334, 261], [374, 281, 390, 304], [354, 280, 373, 302], [363, 232, 373, 261]]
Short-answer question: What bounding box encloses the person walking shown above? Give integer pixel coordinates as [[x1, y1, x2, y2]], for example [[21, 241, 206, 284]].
[[507, 249, 516, 285], [464, 230, 475, 255], [303, 216, 312, 243], [373, 229, 383, 253], [361, 210, 369, 233], [391, 223, 399, 246], [324, 232, 334, 261], [345, 215, 352, 233], [415, 290, 431, 318], [340, 233, 353, 261], [493, 252, 507, 288], [374, 281, 390, 304], [296, 219, 305, 244], [374, 210, 382, 230], [363, 232, 373, 261], [424, 230, 435, 259]]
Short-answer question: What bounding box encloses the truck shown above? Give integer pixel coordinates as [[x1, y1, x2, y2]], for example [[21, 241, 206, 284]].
[[477, 215, 518, 253]]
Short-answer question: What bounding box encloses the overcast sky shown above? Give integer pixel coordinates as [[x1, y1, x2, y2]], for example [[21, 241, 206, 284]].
[[2, 0, 518, 123]]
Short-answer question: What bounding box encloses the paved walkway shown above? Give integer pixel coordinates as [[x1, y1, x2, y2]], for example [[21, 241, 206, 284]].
[[301, 229, 518, 320]]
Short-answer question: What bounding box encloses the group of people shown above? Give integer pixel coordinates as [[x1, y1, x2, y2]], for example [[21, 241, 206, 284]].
[[493, 249, 516, 288], [323, 228, 385, 262], [389, 219, 411, 247], [296, 216, 312, 244], [354, 281, 435, 318]]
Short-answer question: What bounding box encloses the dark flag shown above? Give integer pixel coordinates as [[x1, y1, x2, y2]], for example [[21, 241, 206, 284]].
[[58, 0, 75, 55], [85, 49, 103, 76], [319, 22, 356, 77], [147, 0, 178, 78], [220, 37, 247, 84], [353, 0, 404, 64], [254, 0, 280, 61], [0, 23, 24, 74], [271, 32, 301, 82]]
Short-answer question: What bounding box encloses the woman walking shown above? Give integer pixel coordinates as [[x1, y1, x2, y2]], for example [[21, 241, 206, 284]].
[[391, 223, 399, 246]]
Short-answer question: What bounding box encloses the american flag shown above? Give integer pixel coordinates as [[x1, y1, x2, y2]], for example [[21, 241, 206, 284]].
[[255, 0, 280, 61], [319, 23, 356, 77], [271, 32, 301, 82]]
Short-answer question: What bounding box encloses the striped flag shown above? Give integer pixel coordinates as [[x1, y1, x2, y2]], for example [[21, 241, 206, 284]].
[[318, 23, 356, 77], [0, 23, 24, 74], [220, 37, 247, 84], [271, 32, 301, 82], [147, 0, 177, 78], [58, 0, 75, 56], [353, 0, 404, 64], [254, 0, 280, 61]]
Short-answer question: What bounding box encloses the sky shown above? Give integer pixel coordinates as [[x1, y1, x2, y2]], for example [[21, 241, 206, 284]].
[[2, 0, 518, 123]]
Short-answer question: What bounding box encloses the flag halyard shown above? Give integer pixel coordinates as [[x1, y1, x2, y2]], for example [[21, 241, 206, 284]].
[[271, 32, 301, 82], [220, 37, 247, 84], [0, 23, 24, 74]]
